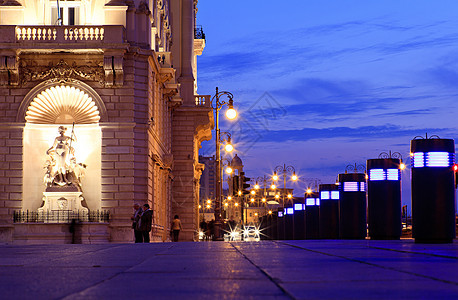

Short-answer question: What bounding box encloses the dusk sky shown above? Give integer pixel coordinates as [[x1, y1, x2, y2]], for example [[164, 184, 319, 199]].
[[197, 0, 458, 210]]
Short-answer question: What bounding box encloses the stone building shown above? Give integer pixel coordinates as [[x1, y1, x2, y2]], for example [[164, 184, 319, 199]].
[[0, 0, 212, 243]]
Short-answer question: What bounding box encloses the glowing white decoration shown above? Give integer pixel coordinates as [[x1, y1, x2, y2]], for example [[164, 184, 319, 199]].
[[320, 191, 330, 200], [369, 169, 385, 181], [25, 85, 100, 124], [426, 152, 451, 167], [306, 198, 316, 206], [343, 182, 359, 192], [294, 203, 303, 211], [331, 191, 340, 199], [412, 152, 425, 168], [387, 169, 400, 180]]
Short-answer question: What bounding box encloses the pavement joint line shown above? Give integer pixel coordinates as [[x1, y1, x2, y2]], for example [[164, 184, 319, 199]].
[[22, 244, 130, 267], [367, 245, 458, 260], [59, 244, 176, 300], [229, 242, 296, 300], [276, 241, 458, 287]]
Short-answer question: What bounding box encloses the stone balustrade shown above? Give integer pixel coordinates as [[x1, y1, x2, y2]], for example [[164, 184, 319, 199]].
[[0, 25, 125, 44], [194, 95, 211, 107]]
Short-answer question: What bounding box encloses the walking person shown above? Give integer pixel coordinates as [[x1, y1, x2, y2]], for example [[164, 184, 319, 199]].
[[131, 203, 143, 243], [171, 215, 183, 242], [138, 203, 153, 243]]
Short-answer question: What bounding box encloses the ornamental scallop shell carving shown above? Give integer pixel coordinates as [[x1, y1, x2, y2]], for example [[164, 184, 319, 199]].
[[25, 85, 100, 124]]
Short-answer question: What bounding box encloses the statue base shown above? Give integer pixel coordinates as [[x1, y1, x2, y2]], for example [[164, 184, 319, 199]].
[[38, 185, 88, 221]]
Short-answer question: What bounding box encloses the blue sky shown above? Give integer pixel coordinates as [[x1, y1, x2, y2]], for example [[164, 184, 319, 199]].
[[197, 1, 458, 209]]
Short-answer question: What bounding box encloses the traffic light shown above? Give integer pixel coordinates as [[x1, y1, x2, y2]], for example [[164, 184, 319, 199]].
[[232, 175, 239, 196], [240, 172, 251, 195]]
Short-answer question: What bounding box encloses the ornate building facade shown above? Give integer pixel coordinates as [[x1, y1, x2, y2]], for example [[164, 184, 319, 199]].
[[0, 0, 212, 243]]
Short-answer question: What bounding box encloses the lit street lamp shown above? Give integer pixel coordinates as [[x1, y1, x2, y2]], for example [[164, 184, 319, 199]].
[[212, 87, 236, 240], [273, 164, 298, 208]]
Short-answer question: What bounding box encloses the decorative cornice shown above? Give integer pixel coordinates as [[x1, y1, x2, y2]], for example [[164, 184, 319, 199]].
[[20, 59, 105, 86]]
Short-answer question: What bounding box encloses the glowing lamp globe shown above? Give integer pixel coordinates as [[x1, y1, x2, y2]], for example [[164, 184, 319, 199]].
[[226, 108, 237, 120]]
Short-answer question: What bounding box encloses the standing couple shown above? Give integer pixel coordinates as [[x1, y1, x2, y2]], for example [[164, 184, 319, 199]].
[[131, 203, 153, 243]]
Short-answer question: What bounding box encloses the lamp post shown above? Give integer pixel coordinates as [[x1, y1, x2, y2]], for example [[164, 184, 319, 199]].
[[212, 87, 236, 240], [273, 164, 297, 208], [254, 175, 269, 215]]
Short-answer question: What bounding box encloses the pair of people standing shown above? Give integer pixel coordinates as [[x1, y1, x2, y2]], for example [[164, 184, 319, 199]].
[[131, 203, 153, 243]]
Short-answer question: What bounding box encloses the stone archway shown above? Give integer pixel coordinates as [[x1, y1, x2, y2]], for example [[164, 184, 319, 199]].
[[21, 80, 103, 211]]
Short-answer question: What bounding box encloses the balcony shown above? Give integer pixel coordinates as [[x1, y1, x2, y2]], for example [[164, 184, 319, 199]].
[[195, 95, 211, 107], [194, 25, 205, 40], [0, 25, 126, 49]]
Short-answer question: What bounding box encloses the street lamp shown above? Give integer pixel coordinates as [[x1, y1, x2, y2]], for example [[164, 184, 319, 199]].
[[212, 87, 236, 240], [273, 164, 297, 208]]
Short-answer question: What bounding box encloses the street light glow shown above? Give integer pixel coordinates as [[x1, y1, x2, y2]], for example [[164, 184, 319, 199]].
[[206, 204, 211, 209], [306, 188, 312, 194], [272, 173, 279, 181], [225, 167, 233, 174], [275, 194, 280, 199], [250, 198, 255, 202], [224, 143, 234, 152], [271, 184, 276, 189], [400, 163, 406, 170], [250, 190, 255, 195], [254, 183, 260, 189], [225, 107, 237, 120], [292, 173, 298, 181], [287, 194, 292, 199], [261, 198, 266, 202], [268, 210, 272, 214], [238, 190, 242, 196], [234, 202, 239, 207], [207, 199, 211, 204], [227, 196, 232, 200], [224, 202, 228, 207]]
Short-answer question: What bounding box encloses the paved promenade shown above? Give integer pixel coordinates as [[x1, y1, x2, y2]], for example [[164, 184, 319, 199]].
[[0, 240, 457, 299]]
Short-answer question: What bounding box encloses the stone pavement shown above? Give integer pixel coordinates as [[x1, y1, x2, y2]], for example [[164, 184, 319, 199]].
[[0, 240, 457, 299]]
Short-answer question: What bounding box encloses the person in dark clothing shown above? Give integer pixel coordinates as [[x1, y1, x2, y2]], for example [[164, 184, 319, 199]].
[[131, 203, 143, 243], [138, 203, 153, 243]]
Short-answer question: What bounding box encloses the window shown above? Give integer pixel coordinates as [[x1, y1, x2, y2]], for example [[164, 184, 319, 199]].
[[51, 1, 81, 25]]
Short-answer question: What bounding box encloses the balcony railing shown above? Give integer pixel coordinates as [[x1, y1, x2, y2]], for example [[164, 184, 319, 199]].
[[195, 95, 211, 107], [194, 25, 205, 40], [0, 25, 125, 44]]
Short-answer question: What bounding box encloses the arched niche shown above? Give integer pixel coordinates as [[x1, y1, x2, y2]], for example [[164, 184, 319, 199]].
[[17, 78, 108, 123], [21, 79, 104, 211]]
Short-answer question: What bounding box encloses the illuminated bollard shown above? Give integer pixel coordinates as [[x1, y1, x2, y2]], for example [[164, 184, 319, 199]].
[[277, 209, 285, 240], [411, 137, 456, 243], [338, 168, 367, 239], [319, 184, 340, 239], [293, 201, 306, 240], [367, 156, 402, 240], [305, 192, 320, 239], [284, 206, 295, 240]]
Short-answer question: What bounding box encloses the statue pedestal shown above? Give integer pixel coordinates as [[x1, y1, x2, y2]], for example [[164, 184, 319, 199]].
[[39, 185, 88, 217]]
